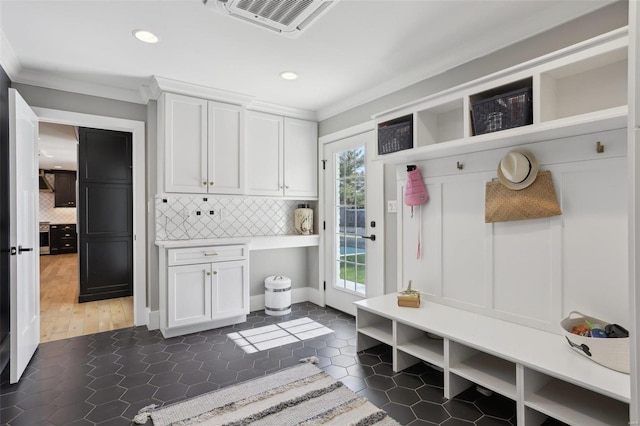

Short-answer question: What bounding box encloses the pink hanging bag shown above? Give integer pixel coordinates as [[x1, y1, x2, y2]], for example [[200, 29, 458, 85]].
[[404, 165, 429, 259], [404, 166, 428, 206]]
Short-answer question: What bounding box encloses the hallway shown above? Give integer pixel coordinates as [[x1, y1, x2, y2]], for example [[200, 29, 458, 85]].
[[40, 253, 133, 342]]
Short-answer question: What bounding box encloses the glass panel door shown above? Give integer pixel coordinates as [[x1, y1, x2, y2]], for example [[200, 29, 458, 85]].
[[335, 146, 366, 295], [324, 131, 383, 315]]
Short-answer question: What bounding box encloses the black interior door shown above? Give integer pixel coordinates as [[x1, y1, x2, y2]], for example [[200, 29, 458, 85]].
[[78, 127, 133, 302]]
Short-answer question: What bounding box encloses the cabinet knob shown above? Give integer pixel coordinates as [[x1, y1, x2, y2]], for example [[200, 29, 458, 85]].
[[209, 182, 214, 186], [213, 271, 218, 275], [207, 272, 211, 276], [203, 181, 207, 185], [285, 185, 289, 189], [279, 185, 283, 189]]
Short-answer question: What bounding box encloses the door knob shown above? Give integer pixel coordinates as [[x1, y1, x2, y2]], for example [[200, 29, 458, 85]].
[[18, 246, 33, 254], [361, 235, 376, 241]]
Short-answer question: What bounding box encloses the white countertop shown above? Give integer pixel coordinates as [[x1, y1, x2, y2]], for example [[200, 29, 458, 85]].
[[155, 234, 319, 250]]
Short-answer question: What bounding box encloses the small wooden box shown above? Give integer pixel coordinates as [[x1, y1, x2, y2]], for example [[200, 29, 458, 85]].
[[397, 292, 420, 308]]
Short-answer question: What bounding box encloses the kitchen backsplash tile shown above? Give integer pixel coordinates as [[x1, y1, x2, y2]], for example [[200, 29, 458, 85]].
[[39, 174, 77, 224], [155, 194, 316, 240]]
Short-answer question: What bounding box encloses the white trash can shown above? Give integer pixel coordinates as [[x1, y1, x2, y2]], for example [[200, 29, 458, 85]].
[[265, 275, 292, 316]]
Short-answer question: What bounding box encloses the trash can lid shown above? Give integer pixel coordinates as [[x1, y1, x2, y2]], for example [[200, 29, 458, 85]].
[[265, 275, 292, 288], [266, 275, 290, 281]]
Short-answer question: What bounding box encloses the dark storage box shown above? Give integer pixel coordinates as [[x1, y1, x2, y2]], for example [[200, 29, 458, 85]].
[[378, 115, 413, 155], [471, 87, 532, 135]]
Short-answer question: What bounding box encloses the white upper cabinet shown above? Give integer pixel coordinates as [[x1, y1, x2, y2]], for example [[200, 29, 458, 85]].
[[161, 92, 243, 194], [245, 110, 283, 196], [208, 101, 244, 194], [246, 111, 318, 198], [284, 117, 318, 198], [163, 93, 208, 193]]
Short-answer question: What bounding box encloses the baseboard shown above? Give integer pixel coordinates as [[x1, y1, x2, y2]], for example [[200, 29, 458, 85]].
[[147, 309, 160, 330], [305, 287, 324, 307], [250, 287, 324, 312]]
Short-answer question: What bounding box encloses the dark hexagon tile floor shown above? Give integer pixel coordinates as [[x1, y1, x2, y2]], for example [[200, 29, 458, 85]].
[[0, 302, 566, 425]]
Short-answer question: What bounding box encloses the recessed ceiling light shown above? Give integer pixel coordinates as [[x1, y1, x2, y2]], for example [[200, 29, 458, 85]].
[[133, 29, 159, 44], [280, 71, 298, 80]]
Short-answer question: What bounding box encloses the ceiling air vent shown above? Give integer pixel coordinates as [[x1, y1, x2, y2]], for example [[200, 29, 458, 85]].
[[204, 0, 337, 38]]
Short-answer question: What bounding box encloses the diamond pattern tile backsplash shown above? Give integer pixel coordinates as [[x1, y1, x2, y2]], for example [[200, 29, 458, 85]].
[[155, 194, 316, 240], [39, 174, 77, 224]]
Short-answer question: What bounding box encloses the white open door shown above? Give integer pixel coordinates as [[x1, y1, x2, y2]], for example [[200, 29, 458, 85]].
[[9, 88, 40, 383], [323, 130, 384, 315]]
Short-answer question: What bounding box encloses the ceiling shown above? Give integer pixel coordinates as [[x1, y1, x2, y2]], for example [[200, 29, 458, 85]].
[[38, 123, 78, 171], [0, 0, 616, 121]]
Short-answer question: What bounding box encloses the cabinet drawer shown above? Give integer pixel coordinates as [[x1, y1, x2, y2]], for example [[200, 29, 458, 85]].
[[168, 245, 247, 266]]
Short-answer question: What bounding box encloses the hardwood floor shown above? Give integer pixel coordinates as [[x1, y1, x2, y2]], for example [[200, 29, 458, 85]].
[[39, 253, 133, 343]]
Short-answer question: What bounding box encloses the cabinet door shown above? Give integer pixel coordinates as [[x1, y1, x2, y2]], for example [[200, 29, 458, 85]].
[[284, 118, 318, 198], [167, 263, 212, 328], [54, 171, 76, 207], [212, 260, 248, 319], [208, 101, 244, 194], [163, 93, 208, 193], [245, 111, 283, 196]]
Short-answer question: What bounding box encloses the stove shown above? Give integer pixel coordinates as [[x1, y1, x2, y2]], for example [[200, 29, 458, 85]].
[[39, 222, 50, 255]]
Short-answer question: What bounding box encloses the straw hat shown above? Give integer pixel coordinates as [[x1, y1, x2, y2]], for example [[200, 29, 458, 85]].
[[497, 150, 539, 190]]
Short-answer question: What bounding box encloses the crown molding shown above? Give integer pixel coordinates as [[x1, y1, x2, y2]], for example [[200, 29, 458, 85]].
[[12, 70, 146, 104], [150, 75, 317, 121], [245, 100, 317, 121], [0, 29, 21, 80], [148, 75, 255, 106]]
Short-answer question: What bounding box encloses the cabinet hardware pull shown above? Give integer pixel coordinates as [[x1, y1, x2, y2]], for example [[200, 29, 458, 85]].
[[207, 272, 211, 276], [209, 182, 214, 186], [285, 185, 289, 189], [203, 181, 207, 185], [203, 252, 218, 256], [213, 271, 218, 275]]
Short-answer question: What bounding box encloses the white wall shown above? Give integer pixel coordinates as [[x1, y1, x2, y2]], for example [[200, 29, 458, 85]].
[[318, 2, 629, 298]]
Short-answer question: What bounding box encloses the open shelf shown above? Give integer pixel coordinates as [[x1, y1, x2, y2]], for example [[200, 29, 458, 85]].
[[525, 378, 629, 426], [416, 99, 464, 146], [449, 349, 517, 399], [540, 47, 627, 123], [373, 27, 629, 164], [396, 322, 445, 368], [356, 308, 393, 351]]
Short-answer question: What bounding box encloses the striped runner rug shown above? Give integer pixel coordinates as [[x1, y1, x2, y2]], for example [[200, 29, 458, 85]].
[[139, 363, 400, 426]]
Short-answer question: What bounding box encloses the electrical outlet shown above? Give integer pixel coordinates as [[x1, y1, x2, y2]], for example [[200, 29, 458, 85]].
[[387, 200, 398, 214]]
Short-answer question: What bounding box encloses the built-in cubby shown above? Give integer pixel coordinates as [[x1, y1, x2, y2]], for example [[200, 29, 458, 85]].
[[523, 368, 629, 426], [372, 27, 629, 162], [447, 341, 517, 399], [356, 308, 393, 352], [539, 47, 627, 122], [394, 322, 444, 371], [415, 98, 464, 146], [355, 294, 630, 426]]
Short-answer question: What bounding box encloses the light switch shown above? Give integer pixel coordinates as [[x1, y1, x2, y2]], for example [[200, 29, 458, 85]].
[[387, 200, 398, 214]]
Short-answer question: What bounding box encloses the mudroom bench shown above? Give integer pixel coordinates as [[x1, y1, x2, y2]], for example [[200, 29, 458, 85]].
[[354, 293, 630, 426]]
